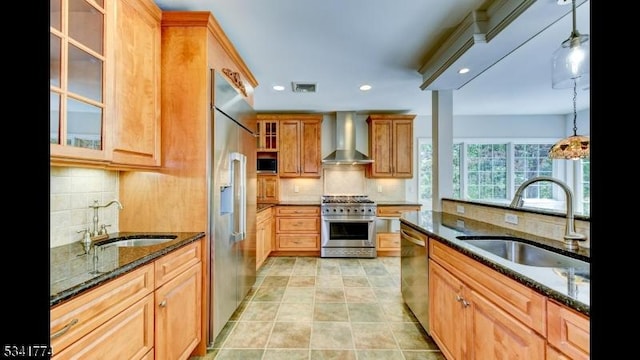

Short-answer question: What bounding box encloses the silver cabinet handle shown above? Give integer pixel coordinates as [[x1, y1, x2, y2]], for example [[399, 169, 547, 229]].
[[461, 299, 470, 308], [400, 229, 426, 247], [51, 318, 78, 339], [159, 300, 167, 308], [455, 295, 463, 302]]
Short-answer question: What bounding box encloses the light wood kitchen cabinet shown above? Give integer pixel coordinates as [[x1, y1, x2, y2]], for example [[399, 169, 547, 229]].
[[429, 240, 547, 360], [274, 114, 323, 178], [154, 241, 203, 360], [52, 293, 155, 360], [274, 206, 321, 253], [50, 0, 162, 169], [155, 259, 202, 360], [120, 12, 258, 355], [50, 264, 155, 359], [256, 117, 279, 151], [375, 205, 421, 256], [256, 207, 274, 269], [257, 174, 279, 203], [366, 114, 415, 178], [50, 240, 203, 360], [50, 0, 110, 165], [547, 300, 590, 360], [110, 0, 162, 169]]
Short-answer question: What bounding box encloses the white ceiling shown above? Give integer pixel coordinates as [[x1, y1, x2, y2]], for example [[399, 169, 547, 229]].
[[153, 0, 590, 117]]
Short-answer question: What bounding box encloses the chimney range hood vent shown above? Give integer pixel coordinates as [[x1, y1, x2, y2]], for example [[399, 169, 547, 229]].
[[322, 112, 373, 165]]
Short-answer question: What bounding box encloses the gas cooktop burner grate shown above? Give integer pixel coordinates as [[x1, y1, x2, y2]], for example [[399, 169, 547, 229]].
[[322, 195, 375, 204]]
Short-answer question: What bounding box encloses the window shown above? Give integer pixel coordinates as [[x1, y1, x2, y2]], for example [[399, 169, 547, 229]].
[[579, 158, 590, 216], [418, 139, 577, 212], [417, 140, 433, 210], [465, 144, 508, 200]]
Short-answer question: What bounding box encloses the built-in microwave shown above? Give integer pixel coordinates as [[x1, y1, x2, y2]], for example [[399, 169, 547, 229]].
[[257, 158, 277, 173]]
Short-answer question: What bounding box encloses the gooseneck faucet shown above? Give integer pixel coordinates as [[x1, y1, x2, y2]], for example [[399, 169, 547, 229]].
[[89, 200, 124, 237], [510, 176, 586, 250]]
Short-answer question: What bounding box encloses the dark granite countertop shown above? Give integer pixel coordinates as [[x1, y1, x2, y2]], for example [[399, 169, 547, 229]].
[[50, 232, 205, 307], [276, 201, 321, 206], [257, 203, 276, 212], [376, 201, 422, 206], [401, 211, 590, 316]]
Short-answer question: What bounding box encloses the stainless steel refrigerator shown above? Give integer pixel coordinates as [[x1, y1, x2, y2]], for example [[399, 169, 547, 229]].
[[209, 70, 257, 345]]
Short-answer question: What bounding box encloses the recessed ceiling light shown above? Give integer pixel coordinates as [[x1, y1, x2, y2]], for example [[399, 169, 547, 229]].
[[359, 84, 372, 91], [272, 85, 285, 91], [458, 68, 470, 74]]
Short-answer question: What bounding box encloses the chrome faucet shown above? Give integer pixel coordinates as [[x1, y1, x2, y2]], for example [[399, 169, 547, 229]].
[[89, 200, 124, 238], [510, 176, 586, 250]]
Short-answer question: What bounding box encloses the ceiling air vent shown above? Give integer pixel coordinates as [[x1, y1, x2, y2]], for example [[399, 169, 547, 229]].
[[291, 82, 317, 93]]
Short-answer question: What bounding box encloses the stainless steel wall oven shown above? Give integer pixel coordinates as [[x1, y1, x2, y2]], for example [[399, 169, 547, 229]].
[[321, 195, 377, 258]]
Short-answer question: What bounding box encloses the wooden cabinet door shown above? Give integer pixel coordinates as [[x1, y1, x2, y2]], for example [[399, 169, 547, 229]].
[[279, 120, 301, 177], [155, 263, 202, 360], [257, 119, 278, 151], [258, 174, 279, 203], [547, 301, 590, 360], [110, 0, 161, 168], [53, 294, 154, 360], [50, 0, 110, 165], [299, 119, 322, 177], [367, 115, 415, 178], [429, 260, 467, 360], [468, 289, 545, 360], [368, 119, 393, 177], [276, 115, 322, 178], [392, 119, 413, 178]]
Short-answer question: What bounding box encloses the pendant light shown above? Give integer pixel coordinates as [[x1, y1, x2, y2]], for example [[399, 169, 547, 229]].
[[551, 0, 589, 89], [548, 80, 589, 160]]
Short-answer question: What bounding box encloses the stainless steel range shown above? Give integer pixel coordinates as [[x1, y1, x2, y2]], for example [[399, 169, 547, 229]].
[[321, 195, 377, 258]]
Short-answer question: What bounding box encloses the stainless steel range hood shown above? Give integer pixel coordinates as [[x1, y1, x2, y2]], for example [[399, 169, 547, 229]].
[[322, 111, 373, 165]]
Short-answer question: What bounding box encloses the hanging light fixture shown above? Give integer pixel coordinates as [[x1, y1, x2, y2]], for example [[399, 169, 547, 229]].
[[548, 80, 589, 159], [551, 0, 589, 89]]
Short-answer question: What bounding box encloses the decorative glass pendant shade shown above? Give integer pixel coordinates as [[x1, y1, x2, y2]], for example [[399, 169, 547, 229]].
[[551, 0, 589, 89], [549, 81, 589, 160]]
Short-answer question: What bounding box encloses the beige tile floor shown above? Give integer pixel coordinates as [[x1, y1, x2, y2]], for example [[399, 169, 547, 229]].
[[191, 256, 444, 360]]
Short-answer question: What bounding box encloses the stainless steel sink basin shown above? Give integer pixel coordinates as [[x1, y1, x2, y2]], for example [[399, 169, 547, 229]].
[[98, 236, 177, 247], [456, 236, 588, 269]]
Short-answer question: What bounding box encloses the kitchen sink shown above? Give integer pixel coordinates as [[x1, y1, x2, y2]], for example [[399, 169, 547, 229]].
[[456, 235, 589, 269], [97, 236, 177, 248]]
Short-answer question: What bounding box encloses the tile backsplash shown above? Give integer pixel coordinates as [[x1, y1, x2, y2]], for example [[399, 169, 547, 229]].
[[50, 167, 120, 248], [442, 199, 590, 249]]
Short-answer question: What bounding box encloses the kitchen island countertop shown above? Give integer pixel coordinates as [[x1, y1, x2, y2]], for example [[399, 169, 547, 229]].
[[401, 211, 589, 316], [50, 232, 205, 307], [375, 201, 422, 206]]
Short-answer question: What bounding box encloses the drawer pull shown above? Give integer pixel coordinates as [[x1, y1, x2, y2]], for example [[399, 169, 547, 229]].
[[51, 318, 78, 339], [159, 300, 167, 308]]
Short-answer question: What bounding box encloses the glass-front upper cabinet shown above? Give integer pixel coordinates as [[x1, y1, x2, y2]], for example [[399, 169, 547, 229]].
[[50, 0, 107, 160]]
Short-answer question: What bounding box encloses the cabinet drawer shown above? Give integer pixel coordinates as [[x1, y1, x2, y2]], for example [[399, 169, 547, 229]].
[[377, 232, 400, 249], [277, 234, 320, 250], [51, 264, 155, 354], [547, 300, 590, 360], [52, 293, 154, 360], [430, 241, 546, 335], [276, 217, 320, 233], [275, 206, 320, 216], [376, 205, 420, 217], [155, 240, 202, 287]]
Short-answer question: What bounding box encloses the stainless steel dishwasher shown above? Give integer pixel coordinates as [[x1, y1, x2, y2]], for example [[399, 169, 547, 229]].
[[400, 221, 430, 334]]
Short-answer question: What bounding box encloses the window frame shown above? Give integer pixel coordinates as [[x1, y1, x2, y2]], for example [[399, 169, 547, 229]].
[[417, 137, 588, 215]]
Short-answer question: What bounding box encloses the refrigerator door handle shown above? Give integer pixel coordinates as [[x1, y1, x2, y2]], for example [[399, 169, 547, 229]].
[[230, 152, 247, 241]]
